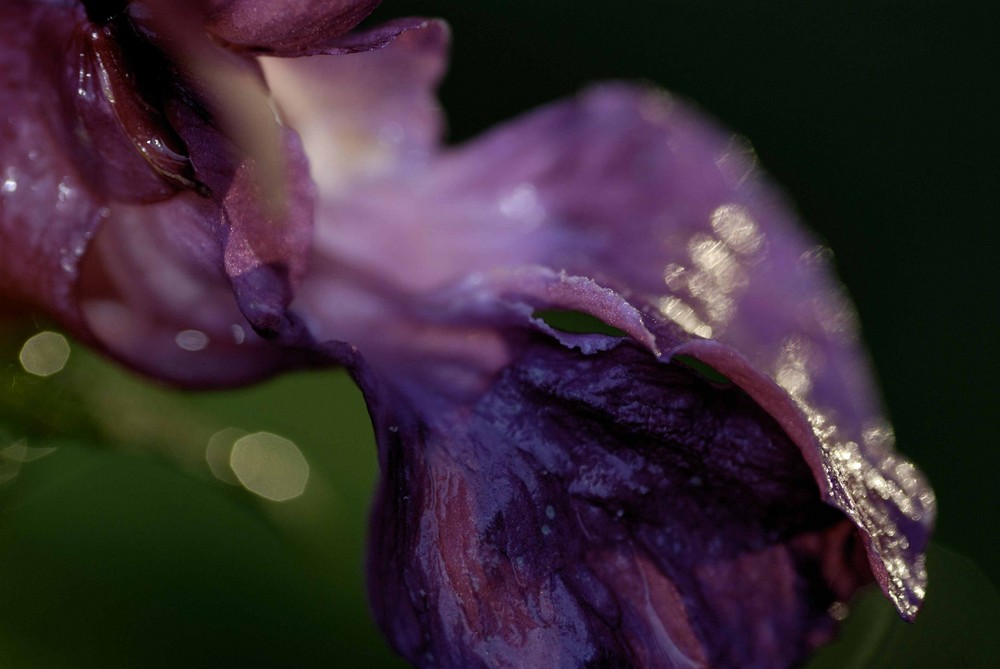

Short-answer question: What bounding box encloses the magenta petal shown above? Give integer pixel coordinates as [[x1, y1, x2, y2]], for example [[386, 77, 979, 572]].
[[1, 4, 105, 341], [76, 76, 325, 384], [59, 22, 188, 202], [0, 2, 321, 386]]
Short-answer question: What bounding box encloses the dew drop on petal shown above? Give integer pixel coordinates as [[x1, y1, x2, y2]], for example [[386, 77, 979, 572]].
[[175, 329, 209, 351]]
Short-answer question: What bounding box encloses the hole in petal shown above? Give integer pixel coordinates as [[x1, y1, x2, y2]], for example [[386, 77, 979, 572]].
[[533, 309, 629, 337], [673, 354, 732, 386]]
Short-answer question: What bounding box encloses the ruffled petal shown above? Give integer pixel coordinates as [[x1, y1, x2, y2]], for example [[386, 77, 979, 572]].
[[283, 74, 932, 619]]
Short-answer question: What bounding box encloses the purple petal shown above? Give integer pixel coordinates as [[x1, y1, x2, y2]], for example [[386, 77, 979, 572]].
[[77, 193, 319, 385], [261, 19, 448, 192], [1, 4, 109, 342], [364, 330, 873, 668], [59, 20, 193, 201], [3, 3, 934, 663], [286, 78, 932, 621], [205, 0, 383, 54], [0, 2, 320, 385]]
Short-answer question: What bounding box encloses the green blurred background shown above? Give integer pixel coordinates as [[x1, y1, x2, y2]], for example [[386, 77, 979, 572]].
[[1, 1, 996, 666]]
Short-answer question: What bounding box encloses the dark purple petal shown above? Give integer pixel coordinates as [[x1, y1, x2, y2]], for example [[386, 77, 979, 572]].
[[204, 0, 382, 54], [256, 17, 440, 58], [60, 19, 194, 201], [364, 329, 873, 668]]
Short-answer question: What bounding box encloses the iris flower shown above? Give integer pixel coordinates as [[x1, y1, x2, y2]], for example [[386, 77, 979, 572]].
[[1, 1, 934, 667]]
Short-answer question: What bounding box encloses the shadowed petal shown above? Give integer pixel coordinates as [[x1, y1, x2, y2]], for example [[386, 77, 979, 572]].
[[1, 4, 111, 343], [77, 192, 321, 386], [206, 0, 382, 53], [363, 328, 873, 668]]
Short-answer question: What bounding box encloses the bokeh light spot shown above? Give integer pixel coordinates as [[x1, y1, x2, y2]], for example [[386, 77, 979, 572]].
[[18, 331, 71, 376], [230, 432, 309, 502], [205, 427, 245, 485]]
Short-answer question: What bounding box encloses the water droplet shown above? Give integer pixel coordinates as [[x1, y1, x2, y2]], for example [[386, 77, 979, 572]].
[[60, 251, 76, 274], [541, 524, 552, 536], [175, 329, 209, 351], [498, 183, 546, 227], [545, 504, 556, 520]]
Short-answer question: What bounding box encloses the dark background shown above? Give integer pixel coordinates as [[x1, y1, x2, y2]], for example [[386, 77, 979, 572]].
[[0, 1, 996, 666]]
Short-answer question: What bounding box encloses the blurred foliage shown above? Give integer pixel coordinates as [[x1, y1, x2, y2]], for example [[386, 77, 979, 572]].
[[809, 546, 1000, 668], [0, 323, 404, 667]]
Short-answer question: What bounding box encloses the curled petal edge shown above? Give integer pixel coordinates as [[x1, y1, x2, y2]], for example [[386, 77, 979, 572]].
[[421, 266, 933, 621]]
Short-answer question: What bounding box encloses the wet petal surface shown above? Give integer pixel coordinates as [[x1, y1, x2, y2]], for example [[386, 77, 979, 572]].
[[267, 36, 934, 661], [366, 329, 872, 668]]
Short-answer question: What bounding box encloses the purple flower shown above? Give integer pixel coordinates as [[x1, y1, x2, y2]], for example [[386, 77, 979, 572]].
[[0, 0, 418, 383], [1, 3, 934, 667]]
